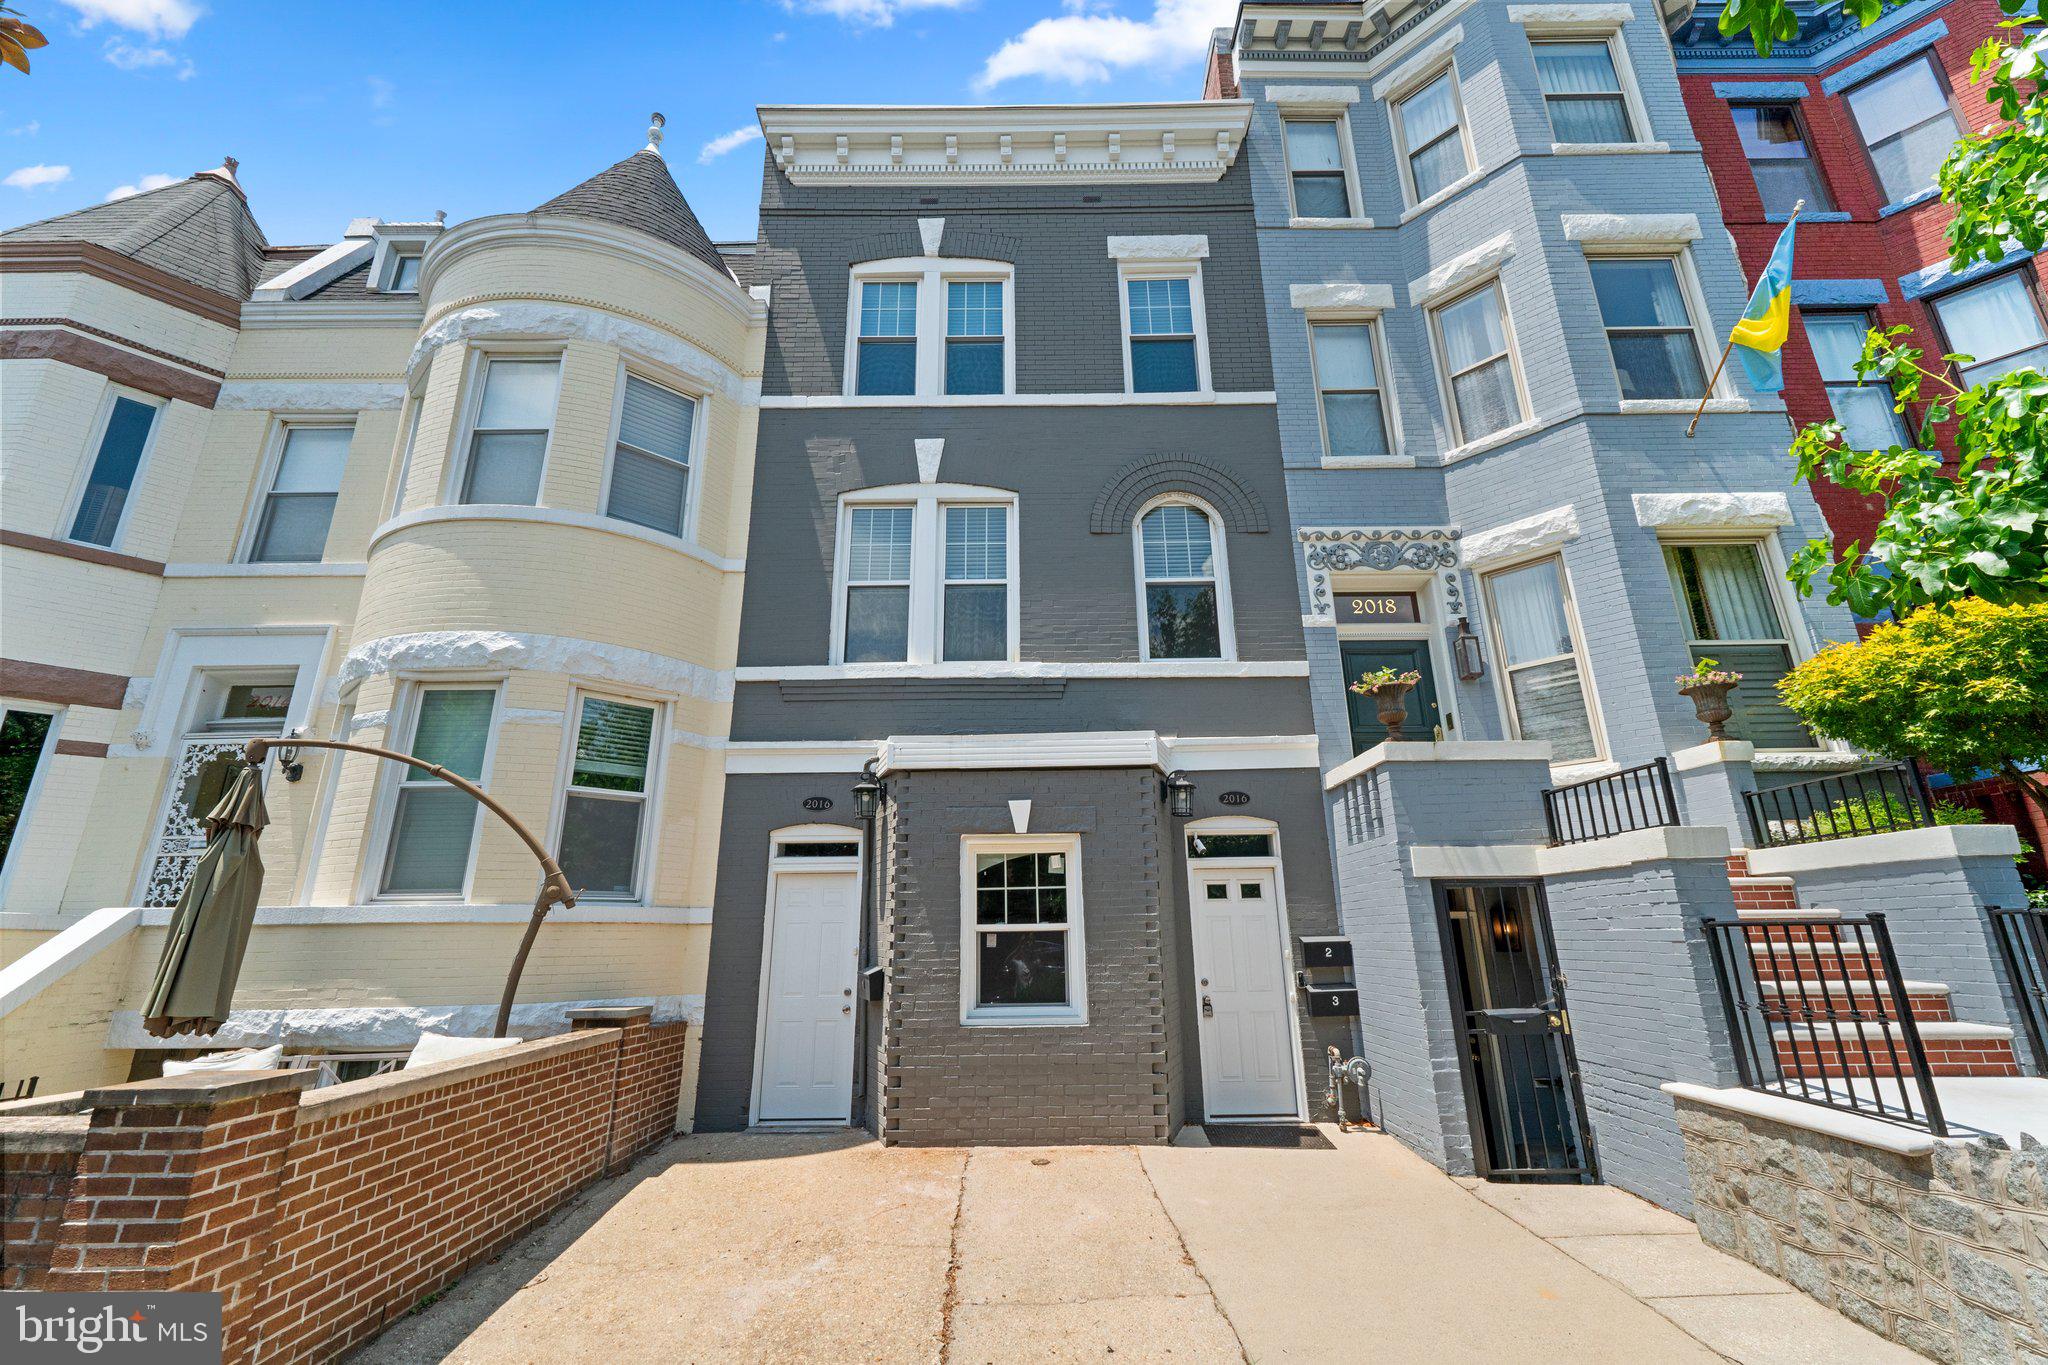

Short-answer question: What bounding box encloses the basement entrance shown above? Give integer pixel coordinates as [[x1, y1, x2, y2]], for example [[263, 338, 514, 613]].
[[1437, 883, 1593, 1183]]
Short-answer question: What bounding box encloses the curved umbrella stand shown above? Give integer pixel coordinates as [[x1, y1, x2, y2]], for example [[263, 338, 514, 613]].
[[241, 736, 579, 1037]]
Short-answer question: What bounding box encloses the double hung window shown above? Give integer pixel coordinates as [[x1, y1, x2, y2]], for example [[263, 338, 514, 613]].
[[1930, 272, 2048, 386], [1396, 71, 1471, 204], [837, 492, 1017, 665], [942, 505, 1009, 662], [1310, 323, 1391, 459], [1482, 557, 1600, 764], [1663, 543, 1815, 749], [1284, 119, 1352, 218], [1588, 257, 1709, 401], [1732, 104, 1832, 216], [1432, 283, 1524, 444], [856, 281, 919, 396], [1139, 503, 1226, 660], [250, 424, 350, 563], [1806, 314, 1910, 450], [381, 688, 496, 896], [607, 375, 696, 537], [1844, 55, 1961, 204], [1533, 39, 1634, 144], [1125, 276, 1200, 393], [556, 696, 657, 900], [843, 506, 915, 662], [69, 393, 160, 548], [461, 357, 558, 505], [945, 282, 1005, 396], [964, 837, 1084, 1024]]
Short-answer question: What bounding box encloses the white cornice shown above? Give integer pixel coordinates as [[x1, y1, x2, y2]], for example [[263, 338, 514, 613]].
[[759, 101, 1251, 186], [239, 300, 421, 330]]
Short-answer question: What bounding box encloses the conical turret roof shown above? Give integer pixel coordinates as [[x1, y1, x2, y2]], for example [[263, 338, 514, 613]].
[[531, 146, 728, 278], [2, 163, 268, 300]]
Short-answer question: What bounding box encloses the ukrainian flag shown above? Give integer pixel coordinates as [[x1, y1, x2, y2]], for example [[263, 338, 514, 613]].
[[1729, 219, 1797, 394]]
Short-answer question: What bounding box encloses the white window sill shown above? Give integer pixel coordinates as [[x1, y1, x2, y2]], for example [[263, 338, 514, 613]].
[[1399, 168, 1486, 224], [962, 1008, 1089, 1028], [1288, 216, 1376, 230], [1320, 453, 1419, 470], [1441, 416, 1547, 464], [1618, 397, 1752, 416], [1549, 141, 1670, 156]]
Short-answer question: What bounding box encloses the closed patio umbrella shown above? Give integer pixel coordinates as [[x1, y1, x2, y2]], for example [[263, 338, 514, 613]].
[[141, 759, 269, 1038]]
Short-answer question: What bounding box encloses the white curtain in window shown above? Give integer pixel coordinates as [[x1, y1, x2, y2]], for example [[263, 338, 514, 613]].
[[1805, 315, 1867, 381], [1844, 59, 1946, 146], [1439, 288, 1507, 372], [1691, 545, 1780, 640], [1286, 120, 1343, 171], [1934, 274, 2048, 380], [1402, 73, 1461, 148], [1490, 560, 1573, 664], [1534, 41, 1621, 95]]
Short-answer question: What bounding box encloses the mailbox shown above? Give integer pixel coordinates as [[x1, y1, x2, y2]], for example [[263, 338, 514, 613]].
[[860, 965, 886, 1001], [1306, 985, 1359, 1018], [1298, 936, 1354, 970]]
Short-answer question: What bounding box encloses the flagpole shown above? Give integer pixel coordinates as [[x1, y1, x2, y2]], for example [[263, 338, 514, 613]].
[[1687, 198, 1803, 439]]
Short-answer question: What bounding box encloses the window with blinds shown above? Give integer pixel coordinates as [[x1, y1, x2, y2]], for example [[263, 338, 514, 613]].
[[558, 696, 657, 899], [251, 425, 351, 563], [1481, 556, 1600, 764], [607, 375, 696, 538], [381, 688, 497, 896]]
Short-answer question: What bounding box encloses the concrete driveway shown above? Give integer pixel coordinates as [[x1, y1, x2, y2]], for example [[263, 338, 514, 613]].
[[355, 1127, 1915, 1364]]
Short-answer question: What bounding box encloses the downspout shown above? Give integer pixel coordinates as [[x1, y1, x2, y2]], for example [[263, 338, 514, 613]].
[[850, 758, 885, 1126]]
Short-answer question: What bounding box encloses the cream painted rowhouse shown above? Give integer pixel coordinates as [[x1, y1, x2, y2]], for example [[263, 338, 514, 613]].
[[0, 126, 765, 1110]]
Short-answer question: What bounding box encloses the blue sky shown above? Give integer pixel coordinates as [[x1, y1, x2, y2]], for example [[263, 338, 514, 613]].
[[1, 0, 1237, 245]]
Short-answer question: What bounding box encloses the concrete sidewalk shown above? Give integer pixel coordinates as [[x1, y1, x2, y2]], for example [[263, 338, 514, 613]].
[[354, 1127, 1915, 1364]]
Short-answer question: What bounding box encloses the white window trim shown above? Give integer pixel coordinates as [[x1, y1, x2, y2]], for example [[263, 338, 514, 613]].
[[1656, 532, 1831, 754], [365, 227, 439, 296], [1133, 493, 1238, 664], [238, 416, 357, 565], [545, 688, 667, 904], [59, 384, 167, 553], [0, 700, 64, 899], [1303, 312, 1407, 467], [1426, 276, 1533, 450], [364, 680, 503, 903], [959, 833, 1088, 1027], [386, 390, 425, 520], [596, 359, 710, 548], [1476, 550, 1609, 768], [829, 482, 1021, 667], [1580, 247, 1732, 408], [1116, 260, 1213, 397], [1388, 62, 1479, 211], [1519, 20, 1656, 152], [1280, 111, 1366, 223], [842, 257, 1016, 400], [448, 347, 565, 507]]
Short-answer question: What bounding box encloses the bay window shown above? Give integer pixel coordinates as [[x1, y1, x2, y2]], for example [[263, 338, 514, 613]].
[[250, 424, 350, 563], [1806, 313, 1910, 450], [1310, 322, 1391, 459], [461, 356, 558, 505], [1481, 557, 1600, 764], [381, 687, 497, 896], [556, 695, 658, 900], [1663, 542, 1816, 749], [962, 836, 1086, 1025], [1138, 501, 1230, 661], [1844, 55, 1961, 205], [1930, 272, 2048, 386], [607, 374, 696, 538], [1588, 257, 1709, 401]]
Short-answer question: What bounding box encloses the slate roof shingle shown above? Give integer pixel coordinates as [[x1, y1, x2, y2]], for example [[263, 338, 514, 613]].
[[531, 149, 730, 278], [1, 171, 269, 301]]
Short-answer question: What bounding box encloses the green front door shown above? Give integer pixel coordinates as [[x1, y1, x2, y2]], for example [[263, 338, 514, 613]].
[[1341, 641, 1444, 754]]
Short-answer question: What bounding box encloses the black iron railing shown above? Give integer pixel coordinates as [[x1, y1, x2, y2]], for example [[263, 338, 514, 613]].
[[1989, 906, 2048, 1077], [1702, 913, 1947, 1134], [1743, 761, 1936, 849], [1542, 757, 1680, 846]]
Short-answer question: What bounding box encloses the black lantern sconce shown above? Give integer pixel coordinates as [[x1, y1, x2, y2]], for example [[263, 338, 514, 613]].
[[273, 729, 306, 782], [1161, 770, 1195, 819], [1453, 617, 1486, 682], [852, 759, 886, 822]]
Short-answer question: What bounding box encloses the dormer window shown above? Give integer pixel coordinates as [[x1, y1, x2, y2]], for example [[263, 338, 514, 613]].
[[387, 250, 423, 293]]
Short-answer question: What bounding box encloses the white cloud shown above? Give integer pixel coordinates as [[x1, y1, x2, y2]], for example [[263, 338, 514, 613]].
[[9, 120, 39, 136], [367, 75, 394, 109], [4, 163, 72, 190], [58, 0, 202, 40], [783, 0, 971, 29], [105, 172, 177, 201], [975, 0, 1234, 89], [698, 124, 763, 165]]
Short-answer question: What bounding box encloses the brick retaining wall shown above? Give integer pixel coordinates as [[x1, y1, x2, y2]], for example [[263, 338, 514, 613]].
[[0, 1011, 687, 1363]]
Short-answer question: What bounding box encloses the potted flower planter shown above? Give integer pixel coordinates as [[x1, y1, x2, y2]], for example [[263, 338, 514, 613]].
[[1349, 668, 1423, 743], [1676, 661, 1742, 741]]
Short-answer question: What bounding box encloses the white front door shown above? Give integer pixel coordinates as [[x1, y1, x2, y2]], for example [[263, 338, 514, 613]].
[[1192, 869, 1300, 1119], [756, 869, 860, 1123]]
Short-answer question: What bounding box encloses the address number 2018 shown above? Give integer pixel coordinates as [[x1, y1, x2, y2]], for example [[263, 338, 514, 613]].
[[1337, 592, 1418, 622]]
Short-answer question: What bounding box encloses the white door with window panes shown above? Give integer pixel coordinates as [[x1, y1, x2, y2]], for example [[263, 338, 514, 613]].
[[142, 676, 297, 906], [756, 869, 859, 1122], [1192, 869, 1299, 1119]]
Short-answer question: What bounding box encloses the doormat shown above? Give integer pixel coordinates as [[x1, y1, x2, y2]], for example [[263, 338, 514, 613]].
[[1202, 1125, 1335, 1150]]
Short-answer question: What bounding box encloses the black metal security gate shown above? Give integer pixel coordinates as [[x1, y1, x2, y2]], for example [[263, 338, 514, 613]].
[[1990, 907, 2048, 1076], [1437, 883, 1594, 1182]]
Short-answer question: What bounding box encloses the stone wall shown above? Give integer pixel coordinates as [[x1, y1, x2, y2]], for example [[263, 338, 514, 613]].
[[1675, 1094, 2048, 1363]]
